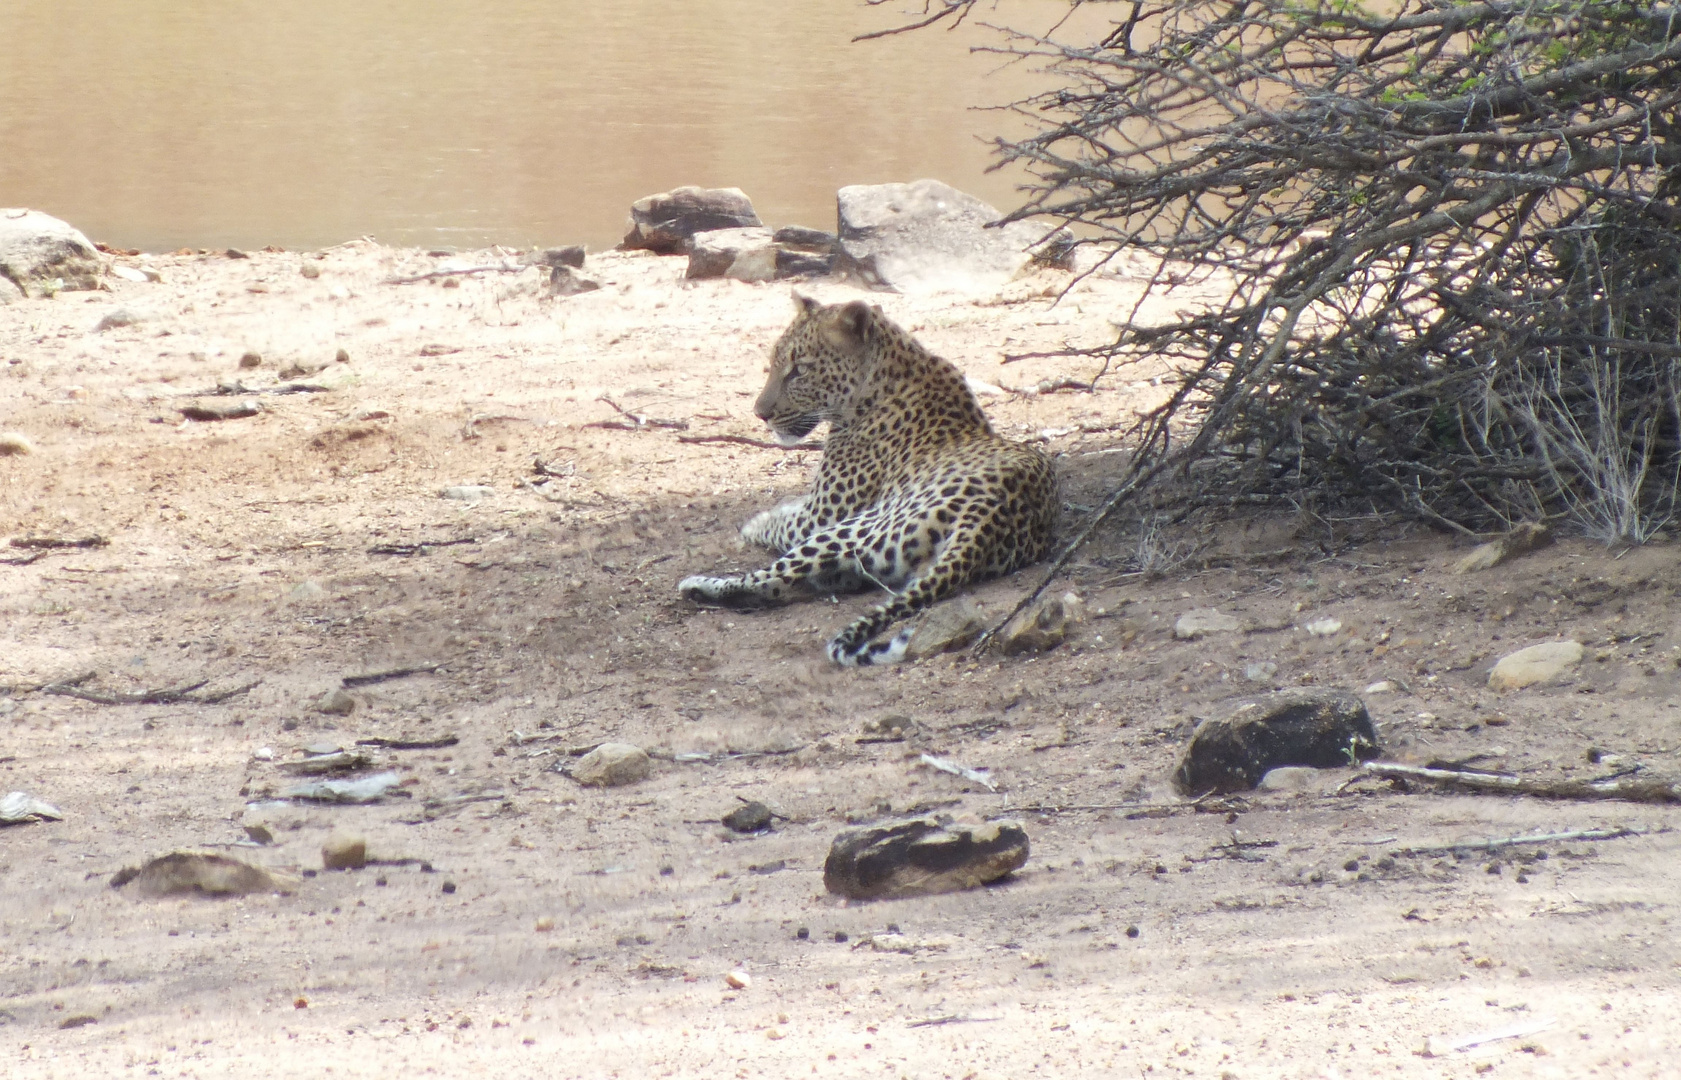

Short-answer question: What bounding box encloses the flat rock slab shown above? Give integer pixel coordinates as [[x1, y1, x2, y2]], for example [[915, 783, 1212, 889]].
[[180, 399, 262, 422], [835, 179, 1049, 293], [112, 851, 297, 897], [571, 741, 651, 787], [0, 208, 103, 297], [1488, 640, 1583, 691], [621, 187, 761, 255], [1174, 689, 1380, 796], [823, 816, 1028, 900], [1175, 608, 1242, 639]]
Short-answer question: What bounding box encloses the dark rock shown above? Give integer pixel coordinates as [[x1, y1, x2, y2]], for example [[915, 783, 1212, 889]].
[[1173, 689, 1380, 796], [834, 179, 1053, 292], [721, 800, 773, 833], [774, 248, 837, 279], [94, 308, 142, 332], [686, 227, 775, 280], [549, 265, 601, 296], [225, 248, 250, 259], [621, 186, 762, 255], [540, 245, 586, 268], [0, 208, 103, 297], [773, 225, 836, 252], [823, 816, 1029, 900]]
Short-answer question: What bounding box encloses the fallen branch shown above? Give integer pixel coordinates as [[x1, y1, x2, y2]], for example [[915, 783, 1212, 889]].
[[1384, 826, 1643, 858], [341, 663, 443, 688], [1364, 762, 1681, 804], [666, 747, 805, 763], [906, 1014, 1001, 1029], [586, 396, 688, 431], [383, 263, 525, 285], [41, 672, 260, 705], [675, 433, 823, 451], [919, 753, 997, 792], [368, 538, 477, 556], [10, 536, 109, 550], [356, 735, 460, 750]]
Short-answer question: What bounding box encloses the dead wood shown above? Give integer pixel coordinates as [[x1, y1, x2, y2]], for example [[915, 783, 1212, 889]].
[[675, 434, 823, 452], [585, 396, 688, 432], [9, 535, 108, 550], [40, 673, 260, 706], [341, 663, 443, 687], [383, 263, 525, 285], [367, 538, 477, 556], [1363, 762, 1681, 804], [355, 735, 460, 750]]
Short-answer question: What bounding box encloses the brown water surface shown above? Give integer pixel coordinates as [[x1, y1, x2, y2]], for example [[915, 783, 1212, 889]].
[[0, 1, 1058, 252]]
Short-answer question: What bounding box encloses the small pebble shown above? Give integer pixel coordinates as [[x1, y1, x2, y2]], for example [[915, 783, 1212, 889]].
[[1125, 925, 1140, 939], [833, 932, 848, 944], [0, 432, 36, 456], [725, 970, 751, 990], [238, 350, 263, 369], [534, 917, 555, 932], [300, 263, 321, 279], [795, 927, 809, 940], [442, 880, 457, 894]]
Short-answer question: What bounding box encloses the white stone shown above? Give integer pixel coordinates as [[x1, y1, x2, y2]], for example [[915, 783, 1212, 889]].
[[1305, 617, 1343, 637]]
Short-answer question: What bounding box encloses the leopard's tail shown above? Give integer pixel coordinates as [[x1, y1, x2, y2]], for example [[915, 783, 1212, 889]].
[[826, 535, 975, 667]]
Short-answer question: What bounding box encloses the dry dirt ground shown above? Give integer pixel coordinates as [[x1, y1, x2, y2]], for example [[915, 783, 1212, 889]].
[[2, 243, 1680, 1079]]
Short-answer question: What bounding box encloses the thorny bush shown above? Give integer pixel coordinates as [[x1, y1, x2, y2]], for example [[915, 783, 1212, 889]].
[[875, 0, 1681, 541]]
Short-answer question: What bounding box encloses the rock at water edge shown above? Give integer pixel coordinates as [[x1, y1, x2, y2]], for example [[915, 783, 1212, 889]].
[[823, 816, 1029, 900], [835, 179, 1053, 293], [1174, 689, 1379, 796], [621, 187, 762, 255], [0, 208, 103, 297], [686, 227, 775, 281]]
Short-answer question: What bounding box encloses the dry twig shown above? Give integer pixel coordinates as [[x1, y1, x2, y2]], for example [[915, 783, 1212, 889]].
[[1364, 762, 1681, 804]]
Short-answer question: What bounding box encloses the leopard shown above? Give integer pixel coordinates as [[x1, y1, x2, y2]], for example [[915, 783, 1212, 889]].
[[678, 294, 1056, 666]]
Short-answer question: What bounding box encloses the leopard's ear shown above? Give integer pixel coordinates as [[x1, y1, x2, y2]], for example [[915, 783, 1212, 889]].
[[837, 299, 874, 342], [791, 292, 822, 316]]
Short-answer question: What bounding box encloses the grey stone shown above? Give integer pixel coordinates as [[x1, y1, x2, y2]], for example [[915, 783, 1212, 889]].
[[94, 308, 142, 332], [773, 225, 836, 252], [1487, 640, 1583, 691], [0, 208, 103, 297], [549, 265, 601, 295], [179, 399, 261, 421], [1175, 608, 1242, 639], [721, 801, 773, 833], [1244, 661, 1279, 683], [834, 179, 1053, 292], [313, 688, 356, 715], [1173, 689, 1380, 796], [774, 248, 837, 278], [905, 597, 987, 661], [621, 186, 762, 255], [570, 742, 651, 787], [823, 816, 1029, 900], [686, 227, 775, 280], [540, 245, 586, 268]]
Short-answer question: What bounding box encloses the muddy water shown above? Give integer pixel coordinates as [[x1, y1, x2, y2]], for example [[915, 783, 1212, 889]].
[[0, 0, 1061, 252]]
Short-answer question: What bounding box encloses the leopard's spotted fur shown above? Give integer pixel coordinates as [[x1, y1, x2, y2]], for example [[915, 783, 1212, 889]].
[[678, 295, 1056, 665]]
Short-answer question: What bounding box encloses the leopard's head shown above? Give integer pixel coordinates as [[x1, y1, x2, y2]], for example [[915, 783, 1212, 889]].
[[754, 294, 879, 446]]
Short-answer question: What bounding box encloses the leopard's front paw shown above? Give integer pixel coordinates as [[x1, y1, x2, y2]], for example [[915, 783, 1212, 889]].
[[679, 574, 731, 603]]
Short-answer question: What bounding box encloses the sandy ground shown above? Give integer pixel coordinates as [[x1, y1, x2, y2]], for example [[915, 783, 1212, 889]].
[[2, 242, 1680, 1078]]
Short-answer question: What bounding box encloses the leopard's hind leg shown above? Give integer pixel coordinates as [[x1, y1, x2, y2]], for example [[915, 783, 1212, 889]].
[[824, 524, 984, 667]]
